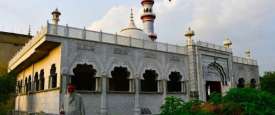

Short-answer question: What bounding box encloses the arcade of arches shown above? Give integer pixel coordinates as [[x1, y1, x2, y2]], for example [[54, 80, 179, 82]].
[[70, 64, 186, 93]]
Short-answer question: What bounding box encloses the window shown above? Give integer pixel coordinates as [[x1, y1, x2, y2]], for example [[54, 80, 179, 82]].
[[39, 69, 45, 90], [16, 81, 19, 94], [144, 8, 149, 12], [34, 72, 39, 91], [72, 64, 97, 91], [141, 70, 158, 92], [50, 64, 57, 88], [109, 66, 130, 92], [19, 80, 22, 93], [25, 78, 28, 93], [167, 72, 182, 92], [28, 76, 32, 92], [250, 78, 256, 88], [237, 78, 245, 88]]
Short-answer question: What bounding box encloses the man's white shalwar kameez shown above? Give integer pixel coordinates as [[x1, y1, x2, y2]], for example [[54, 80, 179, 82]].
[[63, 93, 85, 115]]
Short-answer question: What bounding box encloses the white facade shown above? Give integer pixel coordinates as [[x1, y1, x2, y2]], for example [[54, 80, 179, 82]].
[[10, 23, 259, 115]]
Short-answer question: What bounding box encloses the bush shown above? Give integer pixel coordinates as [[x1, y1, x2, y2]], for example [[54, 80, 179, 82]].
[[160, 88, 275, 115], [160, 96, 213, 115]]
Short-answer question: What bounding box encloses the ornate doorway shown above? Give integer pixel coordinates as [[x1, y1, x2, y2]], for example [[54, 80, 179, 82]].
[[204, 62, 227, 100], [206, 81, 221, 100]]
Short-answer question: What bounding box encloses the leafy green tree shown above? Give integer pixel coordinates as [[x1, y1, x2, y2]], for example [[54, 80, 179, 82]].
[[261, 72, 275, 95], [0, 72, 16, 115], [223, 88, 275, 115]]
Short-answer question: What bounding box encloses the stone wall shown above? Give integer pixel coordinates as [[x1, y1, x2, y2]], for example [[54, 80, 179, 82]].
[[15, 90, 60, 114], [233, 63, 259, 86]]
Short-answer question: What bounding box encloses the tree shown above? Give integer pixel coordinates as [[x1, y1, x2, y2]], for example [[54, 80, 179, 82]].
[[0, 72, 16, 115], [261, 72, 275, 95], [223, 88, 275, 115]]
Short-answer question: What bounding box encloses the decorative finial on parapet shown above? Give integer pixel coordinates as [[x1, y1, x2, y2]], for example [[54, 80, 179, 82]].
[[51, 8, 61, 25], [28, 25, 31, 36], [223, 37, 232, 48], [184, 27, 195, 45], [245, 49, 252, 59]]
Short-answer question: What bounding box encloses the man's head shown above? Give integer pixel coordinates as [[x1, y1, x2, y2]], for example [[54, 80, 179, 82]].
[[67, 83, 75, 94]]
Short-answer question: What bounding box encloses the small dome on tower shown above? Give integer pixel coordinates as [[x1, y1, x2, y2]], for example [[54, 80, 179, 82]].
[[119, 9, 149, 40], [223, 38, 232, 48]]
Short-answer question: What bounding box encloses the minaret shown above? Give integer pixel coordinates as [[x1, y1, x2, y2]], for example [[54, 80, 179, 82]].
[[141, 0, 157, 41], [51, 8, 61, 25], [184, 27, 199, 99]]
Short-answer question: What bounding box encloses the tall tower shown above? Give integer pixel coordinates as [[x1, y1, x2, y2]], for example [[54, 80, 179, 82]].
[[141, 0, 157, 41], [51, 8, 61, 25]]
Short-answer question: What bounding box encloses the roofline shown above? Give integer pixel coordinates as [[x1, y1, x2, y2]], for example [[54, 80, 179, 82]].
[[0, 31, 32, 38]]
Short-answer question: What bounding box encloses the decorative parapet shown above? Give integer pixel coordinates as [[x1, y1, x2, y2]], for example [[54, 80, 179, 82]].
[[9, 26, 48, 69], [8, 23, 188, 69], [196, 41, 232, 52], [233, 56, 258, 65], [47, 24, 187, 54]]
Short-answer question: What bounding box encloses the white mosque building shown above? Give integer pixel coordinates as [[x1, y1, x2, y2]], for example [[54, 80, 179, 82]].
[[10, 0, 259, 114]]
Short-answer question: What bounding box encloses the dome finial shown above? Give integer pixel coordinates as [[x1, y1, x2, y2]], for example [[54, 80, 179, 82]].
[[130, 8, 134, 21], [126, 8, 137, 28]]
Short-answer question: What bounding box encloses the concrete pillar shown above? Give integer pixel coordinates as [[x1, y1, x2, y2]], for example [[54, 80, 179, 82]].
[[95, 77, 101, 92], [59, 74, 70, 112], [162, 80, 167, 103], [134, 75, 141, 115], [129, 79, 135, 93], [100, 74, 108, 115]]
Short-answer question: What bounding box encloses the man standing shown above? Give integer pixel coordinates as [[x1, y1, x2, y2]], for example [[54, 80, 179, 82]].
[[60, 84, 85, 115]]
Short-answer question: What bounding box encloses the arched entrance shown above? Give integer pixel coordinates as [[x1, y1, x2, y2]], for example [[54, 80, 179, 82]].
[[167, 72, 182, 92], [109, 66, 130, 92], [72, 64, 97, 91], [204, 62, 227, 100], [141, 69, 158, 92]]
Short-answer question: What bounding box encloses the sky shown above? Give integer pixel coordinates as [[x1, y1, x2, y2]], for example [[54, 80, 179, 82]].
[[0, 0, 274, 75]]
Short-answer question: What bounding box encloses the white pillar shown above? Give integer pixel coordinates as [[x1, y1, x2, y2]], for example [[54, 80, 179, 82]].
[[100, 74, 108, 115], [162, 80, 167, 104], [96, 77, 101, 92], [134, 75, 141, 115]]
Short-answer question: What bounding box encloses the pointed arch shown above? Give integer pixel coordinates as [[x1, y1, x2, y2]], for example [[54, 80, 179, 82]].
[[109, 66, 131, 92], [141, 69, 158, 92], [72, 63, 97, 91], [34, 72, 39, 91], [207, 62, 228, 85]]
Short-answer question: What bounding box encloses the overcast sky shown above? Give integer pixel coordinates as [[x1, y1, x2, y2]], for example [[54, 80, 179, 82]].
[[0, 0, 274, 75]]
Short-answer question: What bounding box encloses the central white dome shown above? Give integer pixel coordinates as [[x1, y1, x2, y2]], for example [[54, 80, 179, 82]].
[[119, 9, 149, 40]]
